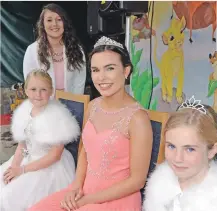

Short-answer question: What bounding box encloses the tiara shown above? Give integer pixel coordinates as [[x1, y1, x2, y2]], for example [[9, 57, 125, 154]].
[[178, 95, 206, 114], [94, 36, 124, 49]]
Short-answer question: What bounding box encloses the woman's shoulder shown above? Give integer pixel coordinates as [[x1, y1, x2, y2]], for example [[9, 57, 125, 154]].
[[25, 41, 38, 53], [86, 98, 99, 116], [128, 100, 148, 123]]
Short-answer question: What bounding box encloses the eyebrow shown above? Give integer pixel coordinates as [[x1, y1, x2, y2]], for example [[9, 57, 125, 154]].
[[165, 142, 199, 148], [91, 64, 117, 69], [183, 145, 199, 148], [46, 16, 61, 19]]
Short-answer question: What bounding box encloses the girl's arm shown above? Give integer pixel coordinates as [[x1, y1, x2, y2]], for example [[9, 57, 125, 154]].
[[71, 146, 87, 188], [3, 143, 64, 183], [10, 142, 26, 167], [69, 100, 93, 188], [84, 110, 153, 204], [24, 144, 64, 172]]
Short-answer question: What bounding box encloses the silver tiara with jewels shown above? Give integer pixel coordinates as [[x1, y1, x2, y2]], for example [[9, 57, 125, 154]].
[[94, 36, 124, 49], [179, 95, 206, 114]]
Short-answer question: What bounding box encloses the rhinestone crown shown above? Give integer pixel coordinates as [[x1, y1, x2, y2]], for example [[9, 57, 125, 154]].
[[179, 95, 206, 114], [94, 36, 124, 49]]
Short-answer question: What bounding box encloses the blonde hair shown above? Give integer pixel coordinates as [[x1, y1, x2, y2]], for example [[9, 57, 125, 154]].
[[164, 105, 217, 149], [25, 69, 53, 90]]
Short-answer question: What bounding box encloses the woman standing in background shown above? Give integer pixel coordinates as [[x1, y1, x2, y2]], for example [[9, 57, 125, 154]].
[[23, 3, 86, 96]]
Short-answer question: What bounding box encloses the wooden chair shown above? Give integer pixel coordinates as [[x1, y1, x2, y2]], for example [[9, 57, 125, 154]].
[[141, 109, 169, 201], [146, 110, 169, 170], [55, 90, 90, 166]]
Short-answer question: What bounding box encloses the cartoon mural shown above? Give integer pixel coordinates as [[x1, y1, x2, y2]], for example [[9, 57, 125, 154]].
[[130, 12, 158, 110], [172, 1, 216, 43], [132, 14, 156, 43], [208, 51, 217, 112], [154, 16, 186, 104], [131, 41, 159, 110], [129, 1, 216, 112]]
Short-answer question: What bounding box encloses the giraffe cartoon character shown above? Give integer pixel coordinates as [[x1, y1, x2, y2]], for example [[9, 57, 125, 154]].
[[154, 16, 186, 104]]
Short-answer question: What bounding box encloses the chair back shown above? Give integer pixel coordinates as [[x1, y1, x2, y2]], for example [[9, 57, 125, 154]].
[[141, 109, 169, 201], [56, 90, 90, 166], [147, 110, 169, 168]]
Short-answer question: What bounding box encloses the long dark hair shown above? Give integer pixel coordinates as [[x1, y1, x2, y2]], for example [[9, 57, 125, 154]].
[[36, 3, 84, 71]]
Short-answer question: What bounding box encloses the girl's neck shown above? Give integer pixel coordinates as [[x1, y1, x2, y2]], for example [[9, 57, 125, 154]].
[[47, 36, 63, 49], [179, 165, 209, 190], [31, 105, 46, 117], [101, 89, 131, 111]]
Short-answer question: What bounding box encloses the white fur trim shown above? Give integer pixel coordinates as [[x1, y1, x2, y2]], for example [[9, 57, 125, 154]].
[[11, 100, 33, 142], [11, 99, 80, 145], [143, 161, 217, 211]]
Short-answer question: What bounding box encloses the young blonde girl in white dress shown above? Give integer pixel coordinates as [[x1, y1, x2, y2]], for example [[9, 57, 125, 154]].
[[143, 96, 217, 211], [0, 69, 80, 211]]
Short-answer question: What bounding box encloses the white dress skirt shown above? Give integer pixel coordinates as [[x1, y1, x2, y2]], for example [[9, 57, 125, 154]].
[[0, 117, 76, 211]]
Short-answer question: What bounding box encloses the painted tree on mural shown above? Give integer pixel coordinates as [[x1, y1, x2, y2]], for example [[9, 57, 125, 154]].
[[130, 42, 159, 110]]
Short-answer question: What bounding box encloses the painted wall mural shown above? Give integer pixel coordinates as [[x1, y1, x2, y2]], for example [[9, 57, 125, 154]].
[[129, 1, 217, 113]]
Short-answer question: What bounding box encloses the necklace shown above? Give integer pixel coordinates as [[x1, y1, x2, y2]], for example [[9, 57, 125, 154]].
[[52, 51, 63, 62], [52, 57, 64, 63], [52, 52, 63, 57]]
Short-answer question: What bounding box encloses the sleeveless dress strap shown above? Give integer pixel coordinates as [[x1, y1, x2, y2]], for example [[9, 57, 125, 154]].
[[88, 97, 100, 121], [124, 103, 143, 137]]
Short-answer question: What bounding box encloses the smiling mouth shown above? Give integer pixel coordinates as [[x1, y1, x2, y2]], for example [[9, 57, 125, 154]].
[[50, 28, 60, 32], [99, 83, 113, 90]]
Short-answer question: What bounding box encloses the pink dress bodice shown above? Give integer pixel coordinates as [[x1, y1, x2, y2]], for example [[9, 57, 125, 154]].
[[81, 98, 143, 202]]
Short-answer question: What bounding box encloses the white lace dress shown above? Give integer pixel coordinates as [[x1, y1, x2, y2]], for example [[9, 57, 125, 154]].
[[0, 115, 76, 211]]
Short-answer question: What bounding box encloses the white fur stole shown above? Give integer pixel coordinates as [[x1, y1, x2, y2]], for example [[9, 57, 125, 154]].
[[11, 99, 80, 145], [143, 161, 217, 211]]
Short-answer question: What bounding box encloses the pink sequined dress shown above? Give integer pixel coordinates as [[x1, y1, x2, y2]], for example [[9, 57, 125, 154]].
[[29, 97, 143, 211]]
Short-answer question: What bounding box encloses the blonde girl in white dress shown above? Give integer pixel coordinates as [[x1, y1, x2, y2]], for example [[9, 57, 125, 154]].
[[0, 69, 80, 211]]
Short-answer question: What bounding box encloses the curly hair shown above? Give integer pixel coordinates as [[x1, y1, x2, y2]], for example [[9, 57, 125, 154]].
[[36, 3, 84, 71]]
